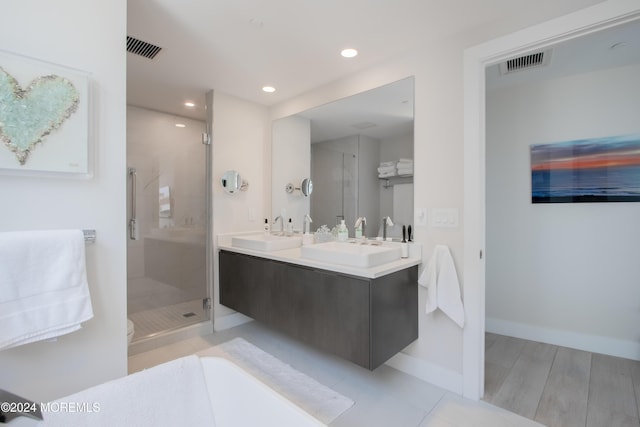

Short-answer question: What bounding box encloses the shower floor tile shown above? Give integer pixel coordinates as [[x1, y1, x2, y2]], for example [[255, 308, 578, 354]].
[[128, 277, 187, 313], [129, 299, 208, 342]]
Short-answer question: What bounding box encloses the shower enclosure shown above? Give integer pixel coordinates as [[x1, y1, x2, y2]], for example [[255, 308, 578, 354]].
[[310, 135, 382, 236], [310, 143, 358, 231], [126, 105, 211, 344]]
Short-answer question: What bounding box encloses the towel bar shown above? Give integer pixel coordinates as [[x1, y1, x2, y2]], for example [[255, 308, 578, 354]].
[[83, 229, 96, 244]]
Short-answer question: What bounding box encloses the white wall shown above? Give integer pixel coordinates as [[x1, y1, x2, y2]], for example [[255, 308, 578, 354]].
[[0, 1, 127, 401], [212, 92, 270, 327], [272, 116, 311, 231], [486, 64, 640, 359]]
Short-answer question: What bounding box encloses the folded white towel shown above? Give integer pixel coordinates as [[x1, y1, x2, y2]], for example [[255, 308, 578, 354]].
[[378, 171, 397, 178], [418, 245, 465, 327], [0, 229, 94, 350], [379, 161, 395, 167], [397, 167, 413, 175], [40, 355, 217, 427], [377, 166, 395, 173], [397, 158, 413, 164]]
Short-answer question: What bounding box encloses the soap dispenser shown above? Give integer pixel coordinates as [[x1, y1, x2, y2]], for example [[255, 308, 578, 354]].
[[337, 219, 348, 241]]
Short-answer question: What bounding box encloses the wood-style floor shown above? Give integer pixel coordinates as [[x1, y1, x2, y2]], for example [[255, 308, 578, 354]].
[[484, 333, 640, 427]]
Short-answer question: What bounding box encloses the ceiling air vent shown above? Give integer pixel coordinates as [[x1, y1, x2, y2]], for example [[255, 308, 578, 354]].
[[499, 50, 551, 75], [126, 36, 162, 59]]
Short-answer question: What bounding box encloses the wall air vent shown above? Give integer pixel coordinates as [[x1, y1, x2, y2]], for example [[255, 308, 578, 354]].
[[126, 36, 162, 59], [499, 50, 551, 75]]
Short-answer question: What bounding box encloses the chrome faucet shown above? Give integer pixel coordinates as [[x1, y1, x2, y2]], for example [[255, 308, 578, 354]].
[[355, 217, 366, 239], [273, 216, 284, 235], [303, 214, 313, 234], [382, 216, 393, 240]]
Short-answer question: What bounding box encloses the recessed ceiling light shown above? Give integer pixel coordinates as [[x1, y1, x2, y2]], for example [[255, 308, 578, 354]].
[[341, 48, 358, 58], [175, 123, 186, 128], [184, 102, 195, 108], [262, 86, 276, 93]]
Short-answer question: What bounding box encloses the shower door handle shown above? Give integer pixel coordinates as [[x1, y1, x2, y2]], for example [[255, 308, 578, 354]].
[[128, 167, 138, 240]]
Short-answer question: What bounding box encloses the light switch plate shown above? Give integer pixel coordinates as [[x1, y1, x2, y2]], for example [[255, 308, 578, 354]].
[[431, 208, 459, 228], [415, 208, 427, 226]]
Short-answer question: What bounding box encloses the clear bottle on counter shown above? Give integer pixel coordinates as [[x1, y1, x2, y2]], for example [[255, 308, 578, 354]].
[[337, 219, 348, 241]]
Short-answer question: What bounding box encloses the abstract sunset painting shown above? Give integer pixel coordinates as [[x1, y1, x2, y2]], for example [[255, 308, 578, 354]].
[[530, 134, 640, 203]]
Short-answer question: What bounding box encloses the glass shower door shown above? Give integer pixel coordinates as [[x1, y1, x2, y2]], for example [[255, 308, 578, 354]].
[[126, 107, 210, 343], [310, 144, 357, 230]]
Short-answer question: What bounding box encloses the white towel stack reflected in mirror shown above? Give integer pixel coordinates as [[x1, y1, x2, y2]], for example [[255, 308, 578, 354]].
[[396, 158, 413, 176], [377, 161, 396, 178], [418, 245, 465, 328], [0, 229, 94, 350]]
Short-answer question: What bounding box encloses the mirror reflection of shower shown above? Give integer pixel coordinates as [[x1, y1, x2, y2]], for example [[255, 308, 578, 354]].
[[274, 77, 415, 239]]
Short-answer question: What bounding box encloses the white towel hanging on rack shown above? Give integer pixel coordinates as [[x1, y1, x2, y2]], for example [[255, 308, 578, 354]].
[[0, 229, 94, 350], [418, 245, 465, 328]]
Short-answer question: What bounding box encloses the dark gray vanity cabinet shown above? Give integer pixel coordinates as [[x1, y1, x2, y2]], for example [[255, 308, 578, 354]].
[[219, 250, 418, 370]]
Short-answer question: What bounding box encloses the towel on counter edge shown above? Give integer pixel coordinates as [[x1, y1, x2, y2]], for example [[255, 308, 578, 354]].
[[418, 245, 465, 328], [40, 355, 217, 427], [0, 229, 94, 350]]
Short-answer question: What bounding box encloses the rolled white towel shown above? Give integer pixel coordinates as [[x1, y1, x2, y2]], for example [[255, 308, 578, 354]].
[[378, 170, 397, 178], [377, 166, 395, 173]]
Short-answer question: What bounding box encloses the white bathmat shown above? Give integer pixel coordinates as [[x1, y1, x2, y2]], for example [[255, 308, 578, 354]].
[[197, 337, 354, 424]]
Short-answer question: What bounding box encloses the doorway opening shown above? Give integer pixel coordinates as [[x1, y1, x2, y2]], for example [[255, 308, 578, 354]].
[[463, 3, 640, 400]]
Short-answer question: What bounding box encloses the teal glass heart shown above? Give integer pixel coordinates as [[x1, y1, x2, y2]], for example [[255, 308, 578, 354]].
[[0, 67, 79, 165]]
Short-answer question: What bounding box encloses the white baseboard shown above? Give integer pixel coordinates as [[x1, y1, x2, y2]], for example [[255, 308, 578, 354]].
[[385, 351, 463, 395], [486, 317, 640, 361], [214, 312, 253, 331]]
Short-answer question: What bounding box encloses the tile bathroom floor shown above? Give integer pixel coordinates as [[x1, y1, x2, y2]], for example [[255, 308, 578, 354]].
[[129, 321, 542, 427]]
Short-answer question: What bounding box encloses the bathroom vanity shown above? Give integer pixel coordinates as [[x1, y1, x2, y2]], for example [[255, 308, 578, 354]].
[[218, 235, 420, 370]]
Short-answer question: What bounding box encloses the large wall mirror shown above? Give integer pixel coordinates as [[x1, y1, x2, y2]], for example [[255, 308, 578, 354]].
[[272, 77, 414, 239]]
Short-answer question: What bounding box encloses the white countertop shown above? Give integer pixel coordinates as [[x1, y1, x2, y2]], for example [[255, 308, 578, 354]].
[[218, 232, 422, 279]]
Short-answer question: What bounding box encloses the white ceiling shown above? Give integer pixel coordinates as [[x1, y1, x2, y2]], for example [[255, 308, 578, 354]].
[[126, 0, 607, 121]]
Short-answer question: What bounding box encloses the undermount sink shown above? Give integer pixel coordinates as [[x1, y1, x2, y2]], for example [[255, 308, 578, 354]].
[[232, 233, 302, 252], [301, 241, 402, 268]]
